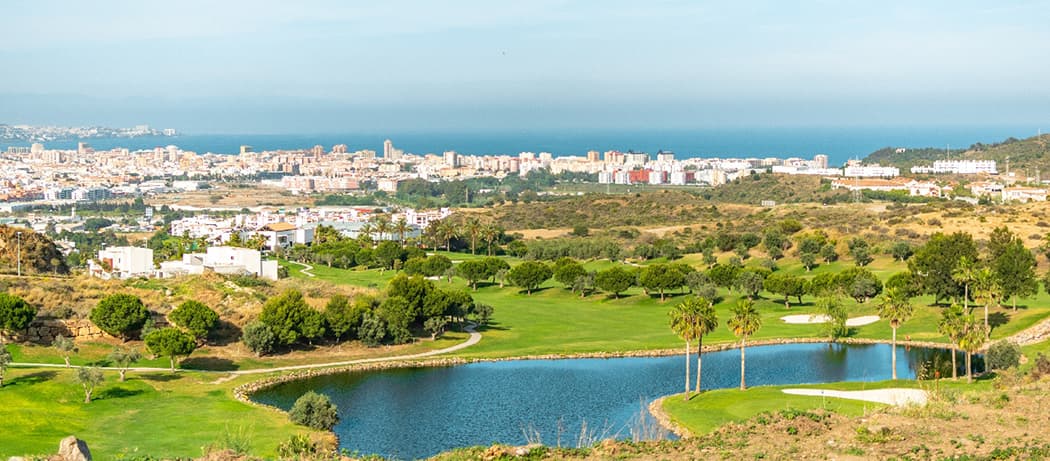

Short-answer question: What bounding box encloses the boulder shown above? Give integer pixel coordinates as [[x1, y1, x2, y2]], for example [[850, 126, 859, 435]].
[[56, 436, 91, 461]]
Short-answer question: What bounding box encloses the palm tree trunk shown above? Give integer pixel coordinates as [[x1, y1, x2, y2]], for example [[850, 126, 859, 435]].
[[984, 305, 990, 339], [739, 337, 747, 391], [695, 336, 703, 394], [966, 352, 972, 383], [951, 346, 958, 380], [170, 356, 175, 373], [683, 340, 690, 400], [963, 285, 968, 310], [891, 327, 898, 380]]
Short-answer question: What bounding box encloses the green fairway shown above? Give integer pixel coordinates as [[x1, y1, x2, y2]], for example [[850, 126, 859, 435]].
[[661, 379, 992, 436], [0, 368, 313, 459]]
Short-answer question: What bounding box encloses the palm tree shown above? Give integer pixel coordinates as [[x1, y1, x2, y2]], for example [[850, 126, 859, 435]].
[[952, 256, 978, 310], [958, 313, 988, 383], [359, 223, 374, 244], [727, 299, 762, 390], [972, 267, 999, 339], [668, 302, 698, 399], [465, 217, 482, 255], [435, 220, 458, 252], [692, 298, 719, 394], [373, 215, 393, 243], [394, 218, 410, 248], [937, 304, 966, 380], [877, 287, 914, 380], [481, 224, 501, 256]]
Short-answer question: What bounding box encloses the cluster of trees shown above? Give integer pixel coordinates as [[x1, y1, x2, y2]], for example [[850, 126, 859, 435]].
[[89, 294, 218, 371], [243, 279, 483, 355], [668, 296, 761, 395]]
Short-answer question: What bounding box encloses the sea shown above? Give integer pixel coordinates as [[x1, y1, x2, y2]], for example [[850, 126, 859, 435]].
[[0, 125, 1039, 166]]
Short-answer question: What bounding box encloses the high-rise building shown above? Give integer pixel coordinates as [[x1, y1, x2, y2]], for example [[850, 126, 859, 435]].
[[813, 154, 829, 169], [30, 143, 44, 154], [587, 150, 601, 162], [77, 142, 91, 155], [312, 145, 325, 156], [656, 150, 675, 162], [383, 139, 403, 160], [240, 145, 253, 155], [443, 150, 458, 167]]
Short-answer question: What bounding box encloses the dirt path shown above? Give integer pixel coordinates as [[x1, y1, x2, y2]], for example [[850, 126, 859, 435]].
[[288, 260, 315, 277]]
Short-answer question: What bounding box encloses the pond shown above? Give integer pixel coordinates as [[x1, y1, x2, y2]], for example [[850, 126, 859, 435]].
[[252, 343, 965, 460]]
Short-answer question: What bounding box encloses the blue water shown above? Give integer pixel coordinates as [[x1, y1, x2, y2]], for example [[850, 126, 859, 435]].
[[1, 125, 1035, 166], [252, 343, 961, 460]]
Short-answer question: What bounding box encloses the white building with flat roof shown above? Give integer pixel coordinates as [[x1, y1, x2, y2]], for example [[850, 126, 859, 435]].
[[90, 246, 154, 279], [159, 246, 279, 280]]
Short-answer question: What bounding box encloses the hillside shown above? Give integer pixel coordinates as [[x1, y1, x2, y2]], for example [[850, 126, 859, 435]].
[[864, 134, 1050, 173]]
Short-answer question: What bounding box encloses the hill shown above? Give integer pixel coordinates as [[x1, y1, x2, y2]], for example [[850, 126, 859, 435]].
[[864, 134, 1050, 173]]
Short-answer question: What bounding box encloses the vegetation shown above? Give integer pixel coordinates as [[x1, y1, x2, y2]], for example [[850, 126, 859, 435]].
[[288, 391, 339, 431], [168, 300, 219, 342], [90, 294, 149, 341], [0, 293, 36, 341], [144, 327, 197, 372]]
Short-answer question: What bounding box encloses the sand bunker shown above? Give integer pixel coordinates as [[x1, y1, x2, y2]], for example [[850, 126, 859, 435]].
[[782, 388, 928, 407], [779, 314, 880, 327]]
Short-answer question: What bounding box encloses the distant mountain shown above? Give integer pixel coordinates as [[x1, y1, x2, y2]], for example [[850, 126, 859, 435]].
[[864, 135, 1050, 173]]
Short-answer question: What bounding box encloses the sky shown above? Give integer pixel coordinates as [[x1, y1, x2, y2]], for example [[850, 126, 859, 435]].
[[1, 0, 1049, 133]]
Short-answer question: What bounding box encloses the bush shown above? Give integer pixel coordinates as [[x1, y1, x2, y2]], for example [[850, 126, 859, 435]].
[[169, 300, 218, 341], [241, 321, 276, 356], [986, 341, 1022, 371], [289, 391, 339, 430], [91, 293, 149, 341]]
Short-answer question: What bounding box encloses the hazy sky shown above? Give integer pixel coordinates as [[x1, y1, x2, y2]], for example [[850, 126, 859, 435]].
[[2, 1, 1048, 133]]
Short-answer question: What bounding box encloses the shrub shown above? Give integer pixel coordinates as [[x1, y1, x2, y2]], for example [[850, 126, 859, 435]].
[[91, 294, 149, 341], [242, 321, 276, 356], [289, 391, 339, 430], [169, 300, 218, 342], [986, 341, 1021, 371], [0, 293, 37, 340]]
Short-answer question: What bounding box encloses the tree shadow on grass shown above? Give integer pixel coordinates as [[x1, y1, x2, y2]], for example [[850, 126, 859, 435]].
[[10, 370, 58, 386], [139, 372, 184, 382], [97, 386, 144, 400], [989, 312, 1011, 330], [476, 321, 508, 332], [181, 357, 239, 371]]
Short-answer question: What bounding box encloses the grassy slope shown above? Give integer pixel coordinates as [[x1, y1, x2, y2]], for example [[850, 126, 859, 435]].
[[661, 379, 993, 436], [0, 368, 310, 459]]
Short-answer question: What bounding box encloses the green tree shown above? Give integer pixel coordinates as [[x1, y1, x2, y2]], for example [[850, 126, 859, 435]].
[[638, 264, 686, 302], [75, 367, 105, 403], [937, 304, 966, 380], [727, 299, 762, 390], [259, 289, 316, 347], [817, 297, 848, 340], [91, 294, 149, 342], [951, 256, 979, 310], [53, 335, 77, 368], [423, 317, 448, 340], [877, 287, 914, 380], [595, 266, 634, 298], [472, 303, 494, 326], [552, 258, 587, 291], [242, 321, 276, 356], [890, 241, 914, 262], [820, 243, 839, 263], [763, 273, 806, 308], [456, 260, 490, 291], [669, 299, 698, 399], [145, 327, 197, 372], [799, 252, 817, 272], [169, 300, 219, 343], [848, 237, 873, 266], [0, 343, 11, 387], [107, 346, 142, 382], [668, 297, 719, 395], [707, 264, 740, 290], [373, 241, 403, 271], [465, 217, 483, 255], [993, 239, 1038, 311], [289, 391, 339, 430], [972, 267, 1001, 338], [909, 232, 978, 304], [324, 295, 365, 342], [958, 313, 988, 383], [734, 271, 765, 300], [986, 340, 1021, 371], [507, 261, 552, 295], [357, 312, 387, 347], [422, 255, 453, 277], [0, 293, 36, 341]]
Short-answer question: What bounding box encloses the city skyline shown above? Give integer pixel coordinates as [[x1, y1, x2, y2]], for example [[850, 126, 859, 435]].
[[2, 1, 1049, 132]]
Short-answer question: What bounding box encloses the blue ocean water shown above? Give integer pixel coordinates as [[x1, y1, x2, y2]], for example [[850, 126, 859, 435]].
[[1, 125, 1036, 166]]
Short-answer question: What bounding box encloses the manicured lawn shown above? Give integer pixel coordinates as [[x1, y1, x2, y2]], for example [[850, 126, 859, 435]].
[[661, 379, 993, 436], [0, 368, 312, 459]]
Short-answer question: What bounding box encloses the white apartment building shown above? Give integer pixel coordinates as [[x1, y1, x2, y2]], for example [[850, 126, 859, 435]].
[[90, 246, 154, 279], [910, 160, 998, 175], [159, 246, 279, 280], [843, 164, 900, 178]]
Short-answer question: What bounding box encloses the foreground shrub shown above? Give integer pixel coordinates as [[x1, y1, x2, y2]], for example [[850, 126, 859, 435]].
[[289, 391, 339, 430], [91, 293, 149, 341], [242, 321, 276, 356], [986, 341, 1021, 371]]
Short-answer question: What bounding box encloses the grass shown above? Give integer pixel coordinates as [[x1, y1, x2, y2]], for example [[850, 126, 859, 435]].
[[0, 368, 313, 459], [661, 379, 993, 436]]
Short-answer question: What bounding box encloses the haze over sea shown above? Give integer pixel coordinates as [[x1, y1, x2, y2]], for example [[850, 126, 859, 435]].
[[3, 125, 1038, 166]]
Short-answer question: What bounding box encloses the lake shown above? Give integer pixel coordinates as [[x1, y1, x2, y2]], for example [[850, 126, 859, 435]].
[[252, 343, 963, 459]]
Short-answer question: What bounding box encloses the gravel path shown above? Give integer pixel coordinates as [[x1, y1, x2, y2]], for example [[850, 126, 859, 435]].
[[780, 314, 880, 326]]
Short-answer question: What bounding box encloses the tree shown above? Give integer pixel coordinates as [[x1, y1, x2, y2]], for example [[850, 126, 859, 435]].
[[817, 296, 848, 340], [507, 261, 552, 295], [289, 391, 339, 430], [763, 273, 806, 308], [553, 258, 587, 291], [909, 232, 978, 304], [357, 312, 387, 347], [848, 237, 873, 266], [53, 335, 77, 368], [958, 313, 988, 383], [259, 289, 317, 347], [707, 264, 740, 290], [820, 243, 839, 263], [422, 255, 453, 277], [394, 218, 410, 248], [734, 271, 765, 300], [595, 267, 634, 298], [986, 226, 1014, 262], [727, 299, 761, 390], [169, 300, 219, 343], [0, 293, 36, 341], [91, 294, 150, 341], [669, 299, 698, 399], [242, 321, 276, 356], [465, 217, 482, 255], [423, 317, 448, 340], [972, 267, 1001, 338], [993, 239, 1038, 311], [456, 260, 490, 291], [877, 287, 914, 380], [670, 297, 719, 395], [299, 309, 327, 345], [107, 346, 142, 382], [890, 241, 914, 262], [0, 344, 10, 387], [799, 252, 817, 272], [472, 303, 494, 326], [638, 264, 686, 302], [938, 304, 965, 380], [986, 341, 1021, 371], [763, 229, 785, 260], [482, 257, 510, 284], [145, 327, 197, 372], [481, 224, 502, 255], [373, 241, 403, 271], [75, 367, 105, 403], [951, 256, 979, 310], [836, 267, 883, 303], [324, 295, 364, 342]]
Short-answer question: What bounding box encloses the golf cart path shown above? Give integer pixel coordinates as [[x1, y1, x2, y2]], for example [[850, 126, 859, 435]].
[[782, 388, 928, 406], [288, 260, 315, 277]]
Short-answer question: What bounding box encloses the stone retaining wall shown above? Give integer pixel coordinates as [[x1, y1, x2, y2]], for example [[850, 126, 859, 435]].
[[11, 315, 169, 344]]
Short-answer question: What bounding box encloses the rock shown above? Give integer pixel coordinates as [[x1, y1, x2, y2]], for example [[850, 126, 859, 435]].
[[57, 436, 91, 461]]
